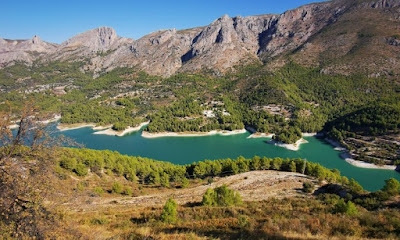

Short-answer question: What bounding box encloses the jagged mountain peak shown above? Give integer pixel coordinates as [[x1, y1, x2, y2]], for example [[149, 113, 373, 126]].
[[61, 26, 119, 51], [212, 14, 231, 23], [0, 34, 57, 68], [31, 35, 43, 44], [221, 14, 230, 19]]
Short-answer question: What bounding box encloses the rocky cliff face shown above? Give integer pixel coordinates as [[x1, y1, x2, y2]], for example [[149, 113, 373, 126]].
[[1, 0, 399, 77], [178, 14, 277, 73], [258, 2, 336, 59], [96, 27, 202, 76]]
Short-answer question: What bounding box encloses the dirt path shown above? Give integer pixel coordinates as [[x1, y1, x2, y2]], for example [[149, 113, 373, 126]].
[[66, 171, 316, 212]]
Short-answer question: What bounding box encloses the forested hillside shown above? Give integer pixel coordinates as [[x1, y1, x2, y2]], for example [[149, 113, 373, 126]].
[[1, 60, 399, 163]]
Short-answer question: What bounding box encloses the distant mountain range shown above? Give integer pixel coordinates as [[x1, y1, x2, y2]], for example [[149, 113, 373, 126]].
[[1, 0, 400, 77]]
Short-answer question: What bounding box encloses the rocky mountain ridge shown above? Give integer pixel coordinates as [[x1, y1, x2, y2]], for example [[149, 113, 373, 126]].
[[0, 35, 57, 67], [1, 0, 399, 77]]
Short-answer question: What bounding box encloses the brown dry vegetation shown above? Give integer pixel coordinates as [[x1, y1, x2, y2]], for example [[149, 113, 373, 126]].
[[45, 169, 397, 240], [63, 171, 316, 212]]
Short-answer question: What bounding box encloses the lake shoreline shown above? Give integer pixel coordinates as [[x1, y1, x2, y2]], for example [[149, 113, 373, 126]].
[[38, 114, 62, 124], [43, 123, 400, 191], [247, 132, 318, 150], [93, 121, 150, 137], [247, 132, 319, 139], [266, 138, 308, 151], [57, 123, 98, 131], [340, 152, 397, 170], [8, 124, 19, 129], [141, 129, 247, 138], [57, 121, 150, 137], [9, 114, 62, 129], [247, 133, 274, 139], [325, 138, 397, 170], [50, 121, 400, 171]]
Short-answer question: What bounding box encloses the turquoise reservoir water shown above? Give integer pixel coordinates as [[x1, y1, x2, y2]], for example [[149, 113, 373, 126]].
[[58, 126, 400, 191]]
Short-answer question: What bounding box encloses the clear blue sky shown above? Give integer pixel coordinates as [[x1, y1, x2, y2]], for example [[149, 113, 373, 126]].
[[1, 0, 325, 43]]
